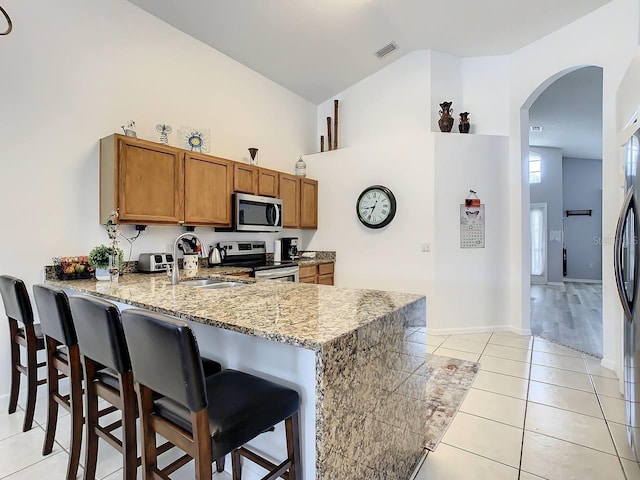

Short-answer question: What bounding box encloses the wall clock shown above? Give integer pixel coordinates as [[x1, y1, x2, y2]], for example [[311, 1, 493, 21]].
[[356, 185, 397, 229]]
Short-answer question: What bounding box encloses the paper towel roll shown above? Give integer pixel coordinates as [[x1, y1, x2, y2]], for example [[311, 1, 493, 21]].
[[274, 240, 282, 262]]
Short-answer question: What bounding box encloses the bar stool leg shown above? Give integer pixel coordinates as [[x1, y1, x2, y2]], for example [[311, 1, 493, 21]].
[[120, 372, 137, 480], [67, 346, 83, 480], [23, 336, 38, 432], [8, 320, 20, 415], [286, 412, 302, 480], [43, 338, 60, 455], [83, 360, 99, 480], [231, 450, 241, 480]]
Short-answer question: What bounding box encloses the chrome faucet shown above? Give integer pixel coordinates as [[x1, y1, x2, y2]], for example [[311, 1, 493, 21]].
[[171, 232, 208, 285]]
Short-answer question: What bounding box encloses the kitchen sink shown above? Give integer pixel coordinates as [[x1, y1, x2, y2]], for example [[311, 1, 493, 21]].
[[180, 279, 245, 289]]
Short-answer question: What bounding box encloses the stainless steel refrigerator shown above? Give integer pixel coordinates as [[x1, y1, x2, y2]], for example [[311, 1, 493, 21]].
[[615, 124, 640, 461]]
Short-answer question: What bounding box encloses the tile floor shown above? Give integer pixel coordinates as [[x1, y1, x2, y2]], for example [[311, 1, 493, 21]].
[[413, 330, 640, 480], [0, 330, 638, 479]]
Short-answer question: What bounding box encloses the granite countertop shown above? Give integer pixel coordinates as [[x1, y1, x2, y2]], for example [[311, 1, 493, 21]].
[[46, 270, 422, 351]]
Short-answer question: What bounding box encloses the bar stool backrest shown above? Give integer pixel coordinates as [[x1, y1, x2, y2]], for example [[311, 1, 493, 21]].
[[69, 296, 130, 374], [0, 275, 34, 325], [33, 285, 77, 346], [121, 309, 208, 412]]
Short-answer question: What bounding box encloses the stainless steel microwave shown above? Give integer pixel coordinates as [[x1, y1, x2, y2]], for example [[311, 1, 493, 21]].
[[234, 193, 283, 232]]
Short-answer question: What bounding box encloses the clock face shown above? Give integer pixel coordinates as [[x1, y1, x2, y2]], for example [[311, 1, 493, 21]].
[[356, 185, 397, 229]]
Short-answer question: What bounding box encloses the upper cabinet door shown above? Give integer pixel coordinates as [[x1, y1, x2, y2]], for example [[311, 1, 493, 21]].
[[278, 173, 299, 228], [114, 136, 184, 224], [258, 168, 279, 197], [299, 178, 318, 229], [184, 153, 233, 226], [233, 164, 258, 194]]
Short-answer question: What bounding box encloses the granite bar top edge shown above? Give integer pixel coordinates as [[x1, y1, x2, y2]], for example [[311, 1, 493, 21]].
[[45, 269, 424, 353]]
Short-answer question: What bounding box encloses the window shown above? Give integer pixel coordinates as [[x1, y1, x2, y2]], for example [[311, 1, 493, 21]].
[[529, 153, 542, 184]]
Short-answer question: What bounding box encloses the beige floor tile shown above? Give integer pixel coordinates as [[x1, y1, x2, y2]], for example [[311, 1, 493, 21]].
[[489, 334, 534, 350], [518, 473, 546, 480], [2, 450, 83, 479], [483, 344, 532, 362], [527, 380, 602, 418], [0, 427, 63, 478], [407, 331, 428, 345], [441, 412, 522, 468], [414, 443, 518, 480], [450, 333, 492, 343], [592, 375, 624, 399], [600, 395, 628, 424], [439, 337, 487, 354], [478, 355, 530, 379], [608, 422, 638, 461], [531, 350, 587, 373], [532, 338, 583, 358], [529, 364, 593, 392], [491, 331, 532, 338], [472, 370, 529, 400], [0, 409, 30, 442], [425, 334, 448, 347], [621, 458, 640, 480], [433, 347, 480, 362], [585, 357, 618, 379], [460, 389, 526, 427], [521, 431, 625, 480], [525, 402, 615, 454], [426, 344, 437, 354]]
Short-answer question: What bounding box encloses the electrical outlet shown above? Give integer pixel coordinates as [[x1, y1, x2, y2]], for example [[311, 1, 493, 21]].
[[421, 243, 431, 253]]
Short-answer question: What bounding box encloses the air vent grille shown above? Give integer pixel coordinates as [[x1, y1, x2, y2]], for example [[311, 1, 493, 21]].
[[530, 126, 543, 132], [376, 42, 398, 58]]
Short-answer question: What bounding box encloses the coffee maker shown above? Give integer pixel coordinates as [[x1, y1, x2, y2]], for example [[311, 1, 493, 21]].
[[280, 237, 299, 260]]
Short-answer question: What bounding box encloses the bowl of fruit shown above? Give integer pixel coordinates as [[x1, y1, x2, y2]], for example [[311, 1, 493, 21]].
[[53, 256, 93, 280]]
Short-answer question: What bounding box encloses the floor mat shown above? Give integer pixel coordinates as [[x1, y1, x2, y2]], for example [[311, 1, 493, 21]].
[[423, 354, 479, 451]]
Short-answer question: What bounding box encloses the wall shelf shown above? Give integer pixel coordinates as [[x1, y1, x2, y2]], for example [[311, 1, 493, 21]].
[[565, 209, 592, 217]]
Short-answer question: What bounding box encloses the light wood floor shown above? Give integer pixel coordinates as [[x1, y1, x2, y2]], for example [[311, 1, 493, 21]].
[[530, 282, 602, 358]]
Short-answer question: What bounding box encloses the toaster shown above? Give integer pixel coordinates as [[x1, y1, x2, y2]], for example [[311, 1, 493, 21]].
[[137, 253, 174, 273]]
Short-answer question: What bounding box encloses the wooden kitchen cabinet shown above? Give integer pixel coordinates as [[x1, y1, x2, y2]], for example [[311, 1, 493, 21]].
[[298, 263, 334, 285], [184, 153, 233, 226], [299, 178, 318, 229], [257, 168, 279, 197], [100, 134, 184, 224], [279, 173, 300, 228], [233, 164, 258, 194]]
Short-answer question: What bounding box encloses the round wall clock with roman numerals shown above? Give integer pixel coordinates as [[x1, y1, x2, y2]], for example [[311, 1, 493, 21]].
[[356, 185, 397, 229]]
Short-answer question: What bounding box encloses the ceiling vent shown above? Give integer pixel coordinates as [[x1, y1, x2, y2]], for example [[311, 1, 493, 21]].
[[375, 42, 398, 59], [530, 126, 543, 132]]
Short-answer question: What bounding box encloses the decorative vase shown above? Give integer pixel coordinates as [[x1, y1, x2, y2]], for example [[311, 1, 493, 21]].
[[95, 268, 110, 281], [295, 156, 306, 177], [248, 148, 258, 165], [459, 112, 470, 134], [438, 102, 454, 132]]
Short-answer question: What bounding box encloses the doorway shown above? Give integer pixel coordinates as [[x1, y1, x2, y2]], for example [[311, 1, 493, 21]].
[[527, 66, 603, 357]]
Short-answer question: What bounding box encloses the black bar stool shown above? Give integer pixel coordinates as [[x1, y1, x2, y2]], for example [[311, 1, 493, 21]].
[[0, 275, 46, 432], [69, 295, 224, 479], [69, 295, 139, 480], [120, 308, 302, 480], [33, 284, 83, 480]]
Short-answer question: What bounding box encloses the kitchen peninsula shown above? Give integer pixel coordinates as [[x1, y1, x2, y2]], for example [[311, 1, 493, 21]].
[[47, 271, 427, 479]]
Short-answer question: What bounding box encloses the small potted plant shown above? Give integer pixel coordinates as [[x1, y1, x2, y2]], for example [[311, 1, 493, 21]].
[[89, 245, 124, 281]]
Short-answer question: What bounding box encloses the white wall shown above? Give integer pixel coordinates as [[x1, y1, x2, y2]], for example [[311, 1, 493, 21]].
[[430, 52, 463, 133], [0, 0, 316, 396], [506, 0, 640, 375], [432, 133, 510, 333], [316, 50, 431, 150]]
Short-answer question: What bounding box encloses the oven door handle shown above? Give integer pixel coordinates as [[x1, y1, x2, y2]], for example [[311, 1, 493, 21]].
[[255, 267, 299, 279]]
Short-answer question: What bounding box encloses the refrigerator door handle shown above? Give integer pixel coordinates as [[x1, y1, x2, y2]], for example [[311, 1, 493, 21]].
[[615, 187, 636, 321]]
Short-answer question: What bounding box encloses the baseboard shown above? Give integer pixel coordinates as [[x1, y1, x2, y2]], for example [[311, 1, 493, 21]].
[[427, 325, 532, 336], [600, 357, 616, 371], [563, 278, 602, 284], [547, 281, 563, 286]]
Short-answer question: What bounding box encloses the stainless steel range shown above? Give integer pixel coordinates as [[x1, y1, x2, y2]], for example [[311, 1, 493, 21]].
[[218, 241, 299, 282]]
